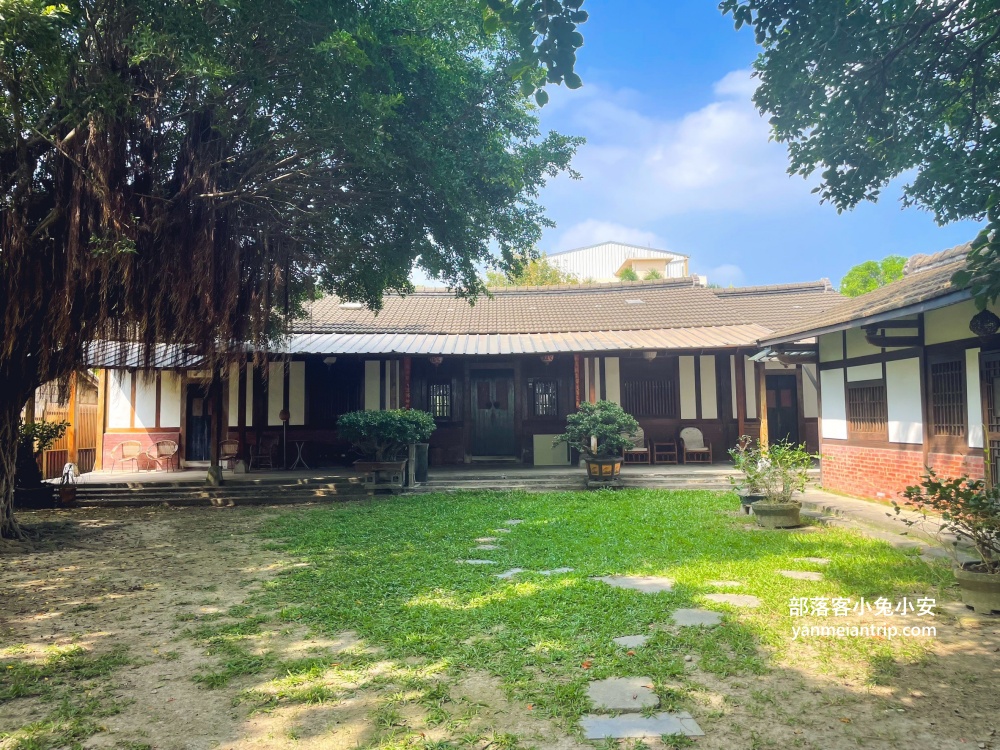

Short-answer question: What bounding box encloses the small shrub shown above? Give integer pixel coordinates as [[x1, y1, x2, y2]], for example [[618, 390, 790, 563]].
[[554, 401, 638, 460], [337, 410, 436, 461]]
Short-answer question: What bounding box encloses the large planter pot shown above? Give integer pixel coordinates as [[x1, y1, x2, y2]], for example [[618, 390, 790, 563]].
[[752, 501, 802, 529], [585, 458, 622, 483], [58, 484, 78, 508], [354, 460, 408, 493], [954, 562, 1000, 614], [738, 492, 766, 515]]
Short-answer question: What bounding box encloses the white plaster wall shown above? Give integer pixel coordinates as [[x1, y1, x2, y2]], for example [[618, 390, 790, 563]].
[[228, 363, 240, 427], [159, 371, 181, 428], [847, 363, 883, 382], [593, 358, 601, 402], [108, 371, 133, 429], [819, 368, 848, 440], [744, 357, 757, 420], [925, 301, 986, 345], [134, 373, 158, 429], [802, 364, 819, 419], [679, 356, 697, 419], [845, 327, 881, 359], [699, 355, 718, 420], [967, 347, 984, 448], [289, 360, 305, 425], [604, 357, 621, 404], [818, 333, 844, 363], [364, 360, 381, 411], [886, 358, 923, 444], [267, 362, 285, 425]]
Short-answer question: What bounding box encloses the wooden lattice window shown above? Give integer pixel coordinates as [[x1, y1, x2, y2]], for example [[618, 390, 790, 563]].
[[622, 379, 677, 418], [533, 380, 558, 417], [929, 360, 965, 437], [846, 380, 888, 439], [429, 383, 451, 419]]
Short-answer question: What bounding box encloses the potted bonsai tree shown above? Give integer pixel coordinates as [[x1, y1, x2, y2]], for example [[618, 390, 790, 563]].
[[894, 471, 1000, 614], [751, 441, 815, 529], [728, 435, 766, 514], [14, 419, 68, 509], [337, 409, 436, 492], [554, 400, 638, 485]]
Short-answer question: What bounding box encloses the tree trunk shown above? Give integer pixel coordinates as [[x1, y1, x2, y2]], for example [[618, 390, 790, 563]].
[[0, 390, 25, 540]]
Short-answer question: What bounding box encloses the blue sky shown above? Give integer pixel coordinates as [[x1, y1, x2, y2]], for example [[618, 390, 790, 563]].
[[529, 0, 983, 288]]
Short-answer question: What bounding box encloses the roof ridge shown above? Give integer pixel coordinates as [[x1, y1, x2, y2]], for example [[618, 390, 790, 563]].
[[713, 279, 835, 296], [903, 242, 972, 276], [546, 240, 690, 258]]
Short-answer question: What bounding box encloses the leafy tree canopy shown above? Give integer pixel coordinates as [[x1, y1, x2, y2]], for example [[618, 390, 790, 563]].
[[0, 0, 587, 537], [484, 253, 580, 286], [720, 0, 1000, 306], [839, 255, 906, 297]]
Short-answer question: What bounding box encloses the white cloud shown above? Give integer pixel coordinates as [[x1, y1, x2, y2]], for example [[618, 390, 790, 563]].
[[704, 264, 746, 287], [549, 220, 664, 254], [541, 70, 814, 227]]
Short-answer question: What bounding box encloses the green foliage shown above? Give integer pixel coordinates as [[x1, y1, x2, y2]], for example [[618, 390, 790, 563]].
[[554, 400, 638, 459], [757, 441, 815, 504], [642, 268, 662, 280], [839, 256, 906, 297], [617, 266, 639, 281], [484, 253, 580, 286], [897, 470, 1000, 574], [18, 420, 69, 455], [337, 410, 436, 462], [719, 0, 999, 306], [728, 435, 765, 494]]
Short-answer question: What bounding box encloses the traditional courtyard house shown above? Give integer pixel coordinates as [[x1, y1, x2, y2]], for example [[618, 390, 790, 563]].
[[548, 241, 690, 281], [759, 244, 997, 501], [90, 276, 841, 471]]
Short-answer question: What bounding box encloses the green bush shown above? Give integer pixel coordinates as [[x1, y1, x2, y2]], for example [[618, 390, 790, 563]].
[[15, 420, 69, 489], [337, 410, 436, 462], [554, 400, 638, 460]]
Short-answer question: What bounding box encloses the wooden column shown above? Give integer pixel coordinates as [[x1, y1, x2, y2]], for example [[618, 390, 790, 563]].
[[588, 356, 597, 403], [66, 372, 78, 464], [402, 357, 412, 409], [573, 355, 581, 408], [734, 354, 746, 439], [94, 369, 108, 470], [237, 359, 248, 462], [757, 363, 769, 447]]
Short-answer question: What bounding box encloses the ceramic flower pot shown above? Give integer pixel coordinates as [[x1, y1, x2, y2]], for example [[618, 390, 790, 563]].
[[954, 562, 1000, 614], [585, 458, 622, 483]]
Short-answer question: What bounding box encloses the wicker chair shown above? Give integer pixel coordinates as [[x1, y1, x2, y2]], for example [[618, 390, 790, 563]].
[[622, 426, 650, 464], [110, 440, 143, 473], [219, 439, 240, 470], [679, 427, 713, 464], [249, 435, 278, 470], [144, 440, 179, 472]]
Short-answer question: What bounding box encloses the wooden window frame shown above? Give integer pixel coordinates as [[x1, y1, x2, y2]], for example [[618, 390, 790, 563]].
[[621, 376, 679, 418], [845, 378, 889, 441], [429, 382, 452, 420], [927, 355, 966, 440], [532, 379, 558, 417]]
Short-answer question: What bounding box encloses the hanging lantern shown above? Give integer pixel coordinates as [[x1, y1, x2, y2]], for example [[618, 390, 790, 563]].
[[642, 350, 658, 362], [429, 355, 444, 367], [970, 309, 1000, 339], [540, 354, 555, 365]]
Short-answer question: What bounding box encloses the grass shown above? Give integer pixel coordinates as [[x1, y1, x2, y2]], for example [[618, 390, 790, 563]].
[[184, 488, 950, 746]]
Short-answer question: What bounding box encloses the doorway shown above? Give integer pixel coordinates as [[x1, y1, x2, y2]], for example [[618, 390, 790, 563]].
[[470, 370, 516, 457], [766, 373, 800, 445], [185, 383, 211, 461]]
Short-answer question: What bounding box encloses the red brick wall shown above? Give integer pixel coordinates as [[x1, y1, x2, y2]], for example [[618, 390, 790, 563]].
[[102, 430, 182, 471], [820, 442, 985, 501]]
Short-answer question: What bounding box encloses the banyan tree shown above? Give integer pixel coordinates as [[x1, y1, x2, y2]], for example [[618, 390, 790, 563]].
[[0, 0, 587, 538]]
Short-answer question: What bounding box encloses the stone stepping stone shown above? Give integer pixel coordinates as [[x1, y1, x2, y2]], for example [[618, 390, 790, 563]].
[[670, 608, 722, 627], [586, 677, 659, 712], [476, 537, 498, 543], [458, 559, 497, 565], [494, 528, 512, 534], [793, 557, 831, 565], [708, 580, 741, 588], [704, 593, 761, 608], [581, 712, 704, 740], [612, 635, 649, 648], [503, 519, 524, 525], [495, 568, 526, 579], [593, 575, 674, 594], [778, 570, 823, 581], [475, 544, 500, 551], [539, 567, 574, 575]]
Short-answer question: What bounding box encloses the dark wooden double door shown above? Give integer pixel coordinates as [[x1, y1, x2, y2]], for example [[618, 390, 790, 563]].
[[766, 374, 799, 445], [470, 370, 516, 457]]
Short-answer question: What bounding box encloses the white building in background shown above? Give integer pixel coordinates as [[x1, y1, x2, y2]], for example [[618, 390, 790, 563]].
[[548, 241, 689, 282]]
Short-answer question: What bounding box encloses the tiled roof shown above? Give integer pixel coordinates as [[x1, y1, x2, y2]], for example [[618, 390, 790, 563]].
[[296, 277, 842, 339], [762, 243, 973, 345]]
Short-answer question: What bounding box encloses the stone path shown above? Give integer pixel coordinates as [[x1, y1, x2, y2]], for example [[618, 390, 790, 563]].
[[503, 519, 523, 525], [593, 575, 674, 593], [495, 568, 525, 579], [586, 677, 659, 711], [778, 569, 823, 581], [457, 559, 497, 565], [704, 593, 761, 608], [793, 557, 831, 565], [670, 608, 722, 627], [474, 544, 499, 551], [580, 712, 705, 740], [612, 634, 649, 648], [538, 567, 573, 575], [476, 537, 498, 543], [708, 580, 742, 587]]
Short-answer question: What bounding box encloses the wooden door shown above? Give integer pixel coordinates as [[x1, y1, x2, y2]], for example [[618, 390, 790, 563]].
[[185, 384, 212, 461], [980, 352, 1000, 486], [470, 371, 516, 457], [766, 374, 799, 445]]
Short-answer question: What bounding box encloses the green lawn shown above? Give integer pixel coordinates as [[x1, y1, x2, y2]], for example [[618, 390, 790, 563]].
[[190, 489, 951, 746]]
